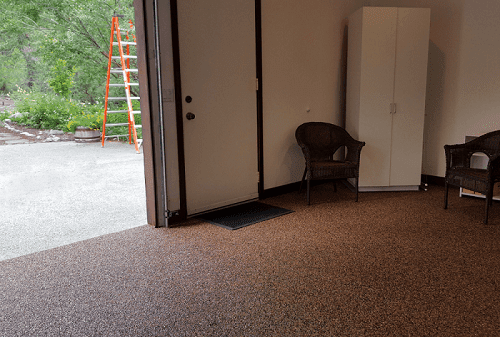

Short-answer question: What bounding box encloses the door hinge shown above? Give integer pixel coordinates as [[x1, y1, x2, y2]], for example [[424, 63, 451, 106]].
[[166, 210, 179, 218], [256, 78, 259, 91]]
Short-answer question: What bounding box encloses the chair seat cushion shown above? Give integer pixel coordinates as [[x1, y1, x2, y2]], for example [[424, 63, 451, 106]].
[[310, 160, 358, 179], [446, 167, 489, 193]]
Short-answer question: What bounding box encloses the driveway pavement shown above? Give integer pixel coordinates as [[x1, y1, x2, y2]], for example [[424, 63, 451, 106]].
[[0, 140, 147, 261]]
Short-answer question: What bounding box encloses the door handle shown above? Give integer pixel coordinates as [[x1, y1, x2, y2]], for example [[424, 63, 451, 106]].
[[186, 112, 195, 120]]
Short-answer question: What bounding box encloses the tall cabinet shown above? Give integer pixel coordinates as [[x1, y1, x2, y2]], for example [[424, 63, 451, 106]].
[[346, 7, 431, 191]]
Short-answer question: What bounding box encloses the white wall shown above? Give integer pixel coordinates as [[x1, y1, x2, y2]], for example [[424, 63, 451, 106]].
[[262, 0, 363, 189]]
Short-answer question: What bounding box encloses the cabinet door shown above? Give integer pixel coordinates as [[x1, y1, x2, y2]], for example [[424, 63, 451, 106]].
[[390, 8, 431, 186], [358, 7, 397, 187]]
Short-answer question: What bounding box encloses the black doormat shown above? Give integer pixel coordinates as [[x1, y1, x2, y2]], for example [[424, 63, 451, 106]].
[[198, 201, 294, 230]]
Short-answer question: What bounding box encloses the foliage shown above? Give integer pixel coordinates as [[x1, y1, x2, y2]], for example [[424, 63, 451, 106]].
[[0, 0, 137, 103], [66, 108, 104, 133], [6, 85, 101, 132], [0, 48, 28, 93], [48, 59, 75, 99]]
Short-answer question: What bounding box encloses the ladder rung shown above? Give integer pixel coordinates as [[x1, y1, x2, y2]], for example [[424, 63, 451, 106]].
[[105, 134, 129, 138], [111, 56, 137, 59], [106, 123, 129, 127], [135, 125, 142, 128], [107, 97, 139, 100], [110, 68, 138, 73], [105, 110, 141, 114], [113, 42, 137, 45], [108, 83, 139, 87]]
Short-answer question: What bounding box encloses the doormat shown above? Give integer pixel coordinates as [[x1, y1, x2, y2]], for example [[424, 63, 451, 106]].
[[198, 202, 294, 230]]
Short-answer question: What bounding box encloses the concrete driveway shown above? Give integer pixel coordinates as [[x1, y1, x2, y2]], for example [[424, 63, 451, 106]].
[[0, 141, 147, 261]]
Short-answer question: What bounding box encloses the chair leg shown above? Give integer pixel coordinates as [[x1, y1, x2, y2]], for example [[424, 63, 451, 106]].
[[485, 186, 493, 225], [355, 177, 359, 202], [299, 167, 307, 193], [307, 178, 311, 205], [444, 182, 449, 209]]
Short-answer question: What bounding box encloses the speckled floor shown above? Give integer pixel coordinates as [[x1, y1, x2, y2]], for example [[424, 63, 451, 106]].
[[1, 183, 500, 336]]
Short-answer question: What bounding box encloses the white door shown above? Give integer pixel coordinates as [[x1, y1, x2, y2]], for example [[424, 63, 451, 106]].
[[358, 7, 397, 187], [390, 8, 430, 186], [177, 0, 259, 215]]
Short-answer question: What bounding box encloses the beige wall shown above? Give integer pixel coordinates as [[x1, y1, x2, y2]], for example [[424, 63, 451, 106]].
[[262, 0, 363, 189], [169, 0, 500, 199]]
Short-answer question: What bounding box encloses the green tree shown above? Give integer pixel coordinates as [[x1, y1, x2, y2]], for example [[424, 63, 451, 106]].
[[0, 48, 28, 93], [0, 0, 136, 102], [48, 59, 75, 98]]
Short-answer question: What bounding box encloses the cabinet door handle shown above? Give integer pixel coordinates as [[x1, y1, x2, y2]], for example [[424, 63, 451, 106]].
[[390, 103, 397, 114]]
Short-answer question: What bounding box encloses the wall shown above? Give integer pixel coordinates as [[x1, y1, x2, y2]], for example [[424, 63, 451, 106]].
[[262, 0, 364, 189]]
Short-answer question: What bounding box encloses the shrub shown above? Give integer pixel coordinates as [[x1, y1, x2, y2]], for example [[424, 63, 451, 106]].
[[66, 108, 104, 133], [8, 86, 85, 131]]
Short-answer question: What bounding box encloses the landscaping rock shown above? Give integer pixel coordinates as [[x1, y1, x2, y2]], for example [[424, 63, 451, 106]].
[[10, 112, 25, 119], [49, 129, 65, 135]]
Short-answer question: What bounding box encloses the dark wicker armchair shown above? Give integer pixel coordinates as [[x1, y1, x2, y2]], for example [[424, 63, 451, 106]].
[[295, 122, 365, 204], [444, 130, 500, 224]]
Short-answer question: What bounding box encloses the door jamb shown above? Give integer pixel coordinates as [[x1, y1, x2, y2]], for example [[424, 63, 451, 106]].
[[133, 0, 167, 227]]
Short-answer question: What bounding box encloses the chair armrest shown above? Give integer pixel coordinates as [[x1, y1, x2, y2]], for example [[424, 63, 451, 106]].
[[488, 153, 500, 176], [345, 140, 366, 163], [297, 142, 312, 163], [444, 144, 473, 169]]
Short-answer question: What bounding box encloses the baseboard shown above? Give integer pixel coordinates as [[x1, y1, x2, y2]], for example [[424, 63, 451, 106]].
[[261, 181, 301, 199], [422, 174, 445, 187], [260, 175, 444, 200]]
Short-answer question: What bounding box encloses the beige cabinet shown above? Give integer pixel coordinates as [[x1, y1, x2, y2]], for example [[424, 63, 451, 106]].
[[346, 7, 431, 191]]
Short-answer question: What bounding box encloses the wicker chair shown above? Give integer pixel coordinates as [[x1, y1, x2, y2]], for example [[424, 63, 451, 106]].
[[295, 122, 365, 205], [444, 130, 500, 224]]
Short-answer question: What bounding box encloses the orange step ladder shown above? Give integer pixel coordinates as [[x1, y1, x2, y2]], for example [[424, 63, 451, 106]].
[[102, 16, 142, 153]]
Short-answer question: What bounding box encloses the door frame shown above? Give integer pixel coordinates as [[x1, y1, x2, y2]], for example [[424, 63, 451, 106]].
[[134, 0, 264, 224]]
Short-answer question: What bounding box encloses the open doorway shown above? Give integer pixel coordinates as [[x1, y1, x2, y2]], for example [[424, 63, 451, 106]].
[[0, 1, 149, 261]]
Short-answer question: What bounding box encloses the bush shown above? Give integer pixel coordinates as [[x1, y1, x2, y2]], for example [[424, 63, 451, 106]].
[[8, 86, 85, 131], [66, 106, 104, 133]]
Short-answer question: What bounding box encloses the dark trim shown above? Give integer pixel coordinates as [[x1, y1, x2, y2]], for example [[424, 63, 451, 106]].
[[169, 0, 188, 221], [422, 174, 445, 187], [166, 212, 185, 227], [133, 0, 166, 228], [255, 0, 264, 197], [261, 182, 302, 199]]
